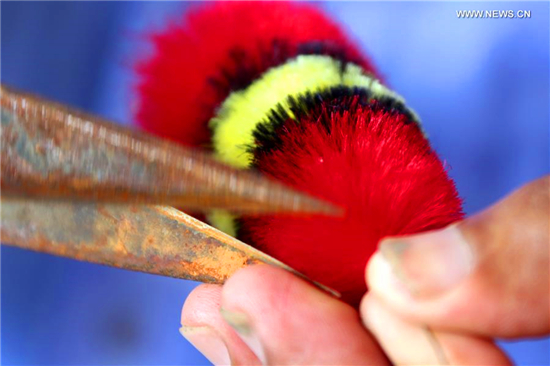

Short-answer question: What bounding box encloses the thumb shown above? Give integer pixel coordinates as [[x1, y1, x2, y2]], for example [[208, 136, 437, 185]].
[[365, 175, 549, 338]]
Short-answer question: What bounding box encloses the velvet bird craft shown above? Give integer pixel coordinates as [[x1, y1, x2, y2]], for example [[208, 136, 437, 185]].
[[136, 1, 463, 306]]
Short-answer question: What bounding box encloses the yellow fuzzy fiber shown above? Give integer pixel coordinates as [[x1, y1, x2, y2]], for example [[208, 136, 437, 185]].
[[206, 210, 238, 238], [209, 55, 406, 168], [208, 55, 415, 235]]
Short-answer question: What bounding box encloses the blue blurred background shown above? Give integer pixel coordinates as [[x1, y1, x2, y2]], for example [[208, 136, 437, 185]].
[[1, 1, 548, 365]]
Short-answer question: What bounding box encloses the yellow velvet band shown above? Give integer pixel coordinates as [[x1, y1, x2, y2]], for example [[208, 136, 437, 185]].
[[206, 210, 238, 238], [209, 54, 409, 169], [208, 54, 416, 235]]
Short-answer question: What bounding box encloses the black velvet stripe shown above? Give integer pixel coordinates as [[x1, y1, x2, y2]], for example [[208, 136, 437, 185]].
[[297, 40, 365, 74], [250, 86, 418, 157], [370, 95, 418, 124], [208, 40, 292, 94], [208, 39, 361, 97]]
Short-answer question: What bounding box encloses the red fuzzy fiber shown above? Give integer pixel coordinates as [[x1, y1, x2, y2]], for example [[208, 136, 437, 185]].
[[135, 1, 376, 147], [242, 97, 463, 306], [136, 2, 463, 306]]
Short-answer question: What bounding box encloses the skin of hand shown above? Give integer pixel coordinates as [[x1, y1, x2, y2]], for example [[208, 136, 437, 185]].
[[180, 175, 549, 365], [180, 266, 390, 365], [362, 175, 549, 365]]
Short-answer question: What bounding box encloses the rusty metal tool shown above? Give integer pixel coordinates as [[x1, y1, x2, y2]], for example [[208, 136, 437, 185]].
[[0, 84, 340, 291], [0, 84, 338, 214]]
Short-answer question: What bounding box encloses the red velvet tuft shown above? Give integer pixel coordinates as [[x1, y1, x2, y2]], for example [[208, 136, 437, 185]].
[[135, 3, 462, 306], [241, 98, 464, 306], [135, 1, 377, 147]]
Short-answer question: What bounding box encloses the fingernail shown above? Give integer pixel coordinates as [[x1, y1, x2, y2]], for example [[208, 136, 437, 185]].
[[379, 225, 475, 297], [220, 307, 267, 365], [179, 325, 231, 365]]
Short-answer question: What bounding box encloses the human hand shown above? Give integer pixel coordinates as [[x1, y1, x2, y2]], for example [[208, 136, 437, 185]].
[[180, 175, 548, 365], [179, 265, 389, 365], [363, 175, 549, 365]]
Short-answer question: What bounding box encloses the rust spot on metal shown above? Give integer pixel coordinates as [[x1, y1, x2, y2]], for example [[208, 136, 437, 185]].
[[0, 198, 305, 284]]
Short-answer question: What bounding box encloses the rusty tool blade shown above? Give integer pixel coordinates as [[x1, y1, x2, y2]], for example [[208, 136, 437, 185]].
[[1, 197, 323, 286], [0, 84, 340, 215]]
